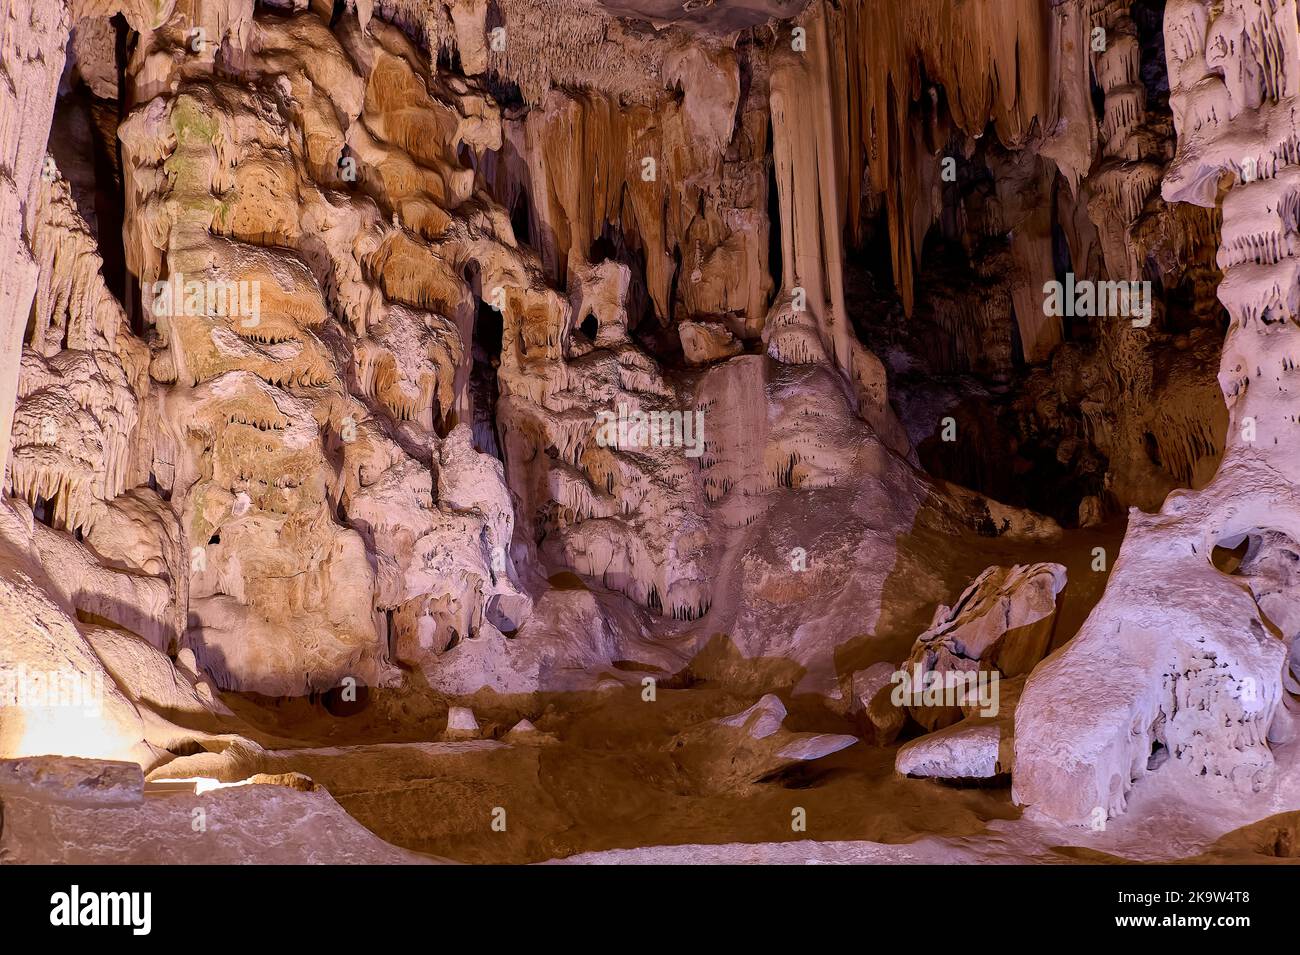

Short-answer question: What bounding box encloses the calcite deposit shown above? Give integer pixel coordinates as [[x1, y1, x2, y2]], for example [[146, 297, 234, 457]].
[[0, 0, 1297, 869]]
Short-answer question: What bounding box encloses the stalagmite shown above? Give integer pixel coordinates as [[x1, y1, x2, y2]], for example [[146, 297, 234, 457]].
[[1015, 0, 1300, 826]]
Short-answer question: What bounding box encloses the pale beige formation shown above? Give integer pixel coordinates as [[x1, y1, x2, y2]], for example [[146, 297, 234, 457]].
[[1015, 0, 1300, 827]]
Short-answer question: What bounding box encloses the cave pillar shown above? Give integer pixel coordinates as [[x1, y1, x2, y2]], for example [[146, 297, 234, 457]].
[[769, 7, 853, 383], [0, 0, 72, 478], [1013, 0, 1300, 825]]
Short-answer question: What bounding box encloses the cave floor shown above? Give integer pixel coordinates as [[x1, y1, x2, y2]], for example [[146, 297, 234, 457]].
[[10, 518, 1300, 864], [205, 674, 1300, 865], [197, 516, 1261, 867]]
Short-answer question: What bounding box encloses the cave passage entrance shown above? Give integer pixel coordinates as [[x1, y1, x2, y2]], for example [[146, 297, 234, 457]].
[[470, 298, 504, 461]]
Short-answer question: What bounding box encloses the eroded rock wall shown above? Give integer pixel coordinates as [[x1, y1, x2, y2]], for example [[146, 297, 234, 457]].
[[0, 0, 1287, 841]]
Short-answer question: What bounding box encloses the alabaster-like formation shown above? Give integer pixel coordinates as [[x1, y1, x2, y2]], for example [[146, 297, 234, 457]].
[[1015, 0, 1300, 827]]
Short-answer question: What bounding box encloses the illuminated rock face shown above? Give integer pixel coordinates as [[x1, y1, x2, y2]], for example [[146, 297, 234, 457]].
[[1015, 0, 1300, 825], [0, 0, 1298, 863], [107, 8, 546, 696], [0, 0, 71, 484]]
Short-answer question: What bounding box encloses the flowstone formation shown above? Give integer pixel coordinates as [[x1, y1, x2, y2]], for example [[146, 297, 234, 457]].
[[0, 0, 1298, 867], [1014, 0, 1300, 826]]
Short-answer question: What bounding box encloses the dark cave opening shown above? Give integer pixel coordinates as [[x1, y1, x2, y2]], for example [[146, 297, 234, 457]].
[[1089, 71, 1106, 119], [32, 495, 54, 527], [1142, 431, 1163, 469], [844, 127, 1102, 522], [470, 298, 504, 461], [1051, 213, 1080, 345], [588, 233, 618, 263], [113, 16, 143, 334], [321, 681, 369, 717], [510, 190, 532, 246], [1146, 739, 1169, 772], [765, 123, 784, 298], [435, 43, 464, 76], [841, 52, 1229, 527], [1134, 0, 1170, 110], [583, 218, 657, 336], [41, 15, 135, 335]]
